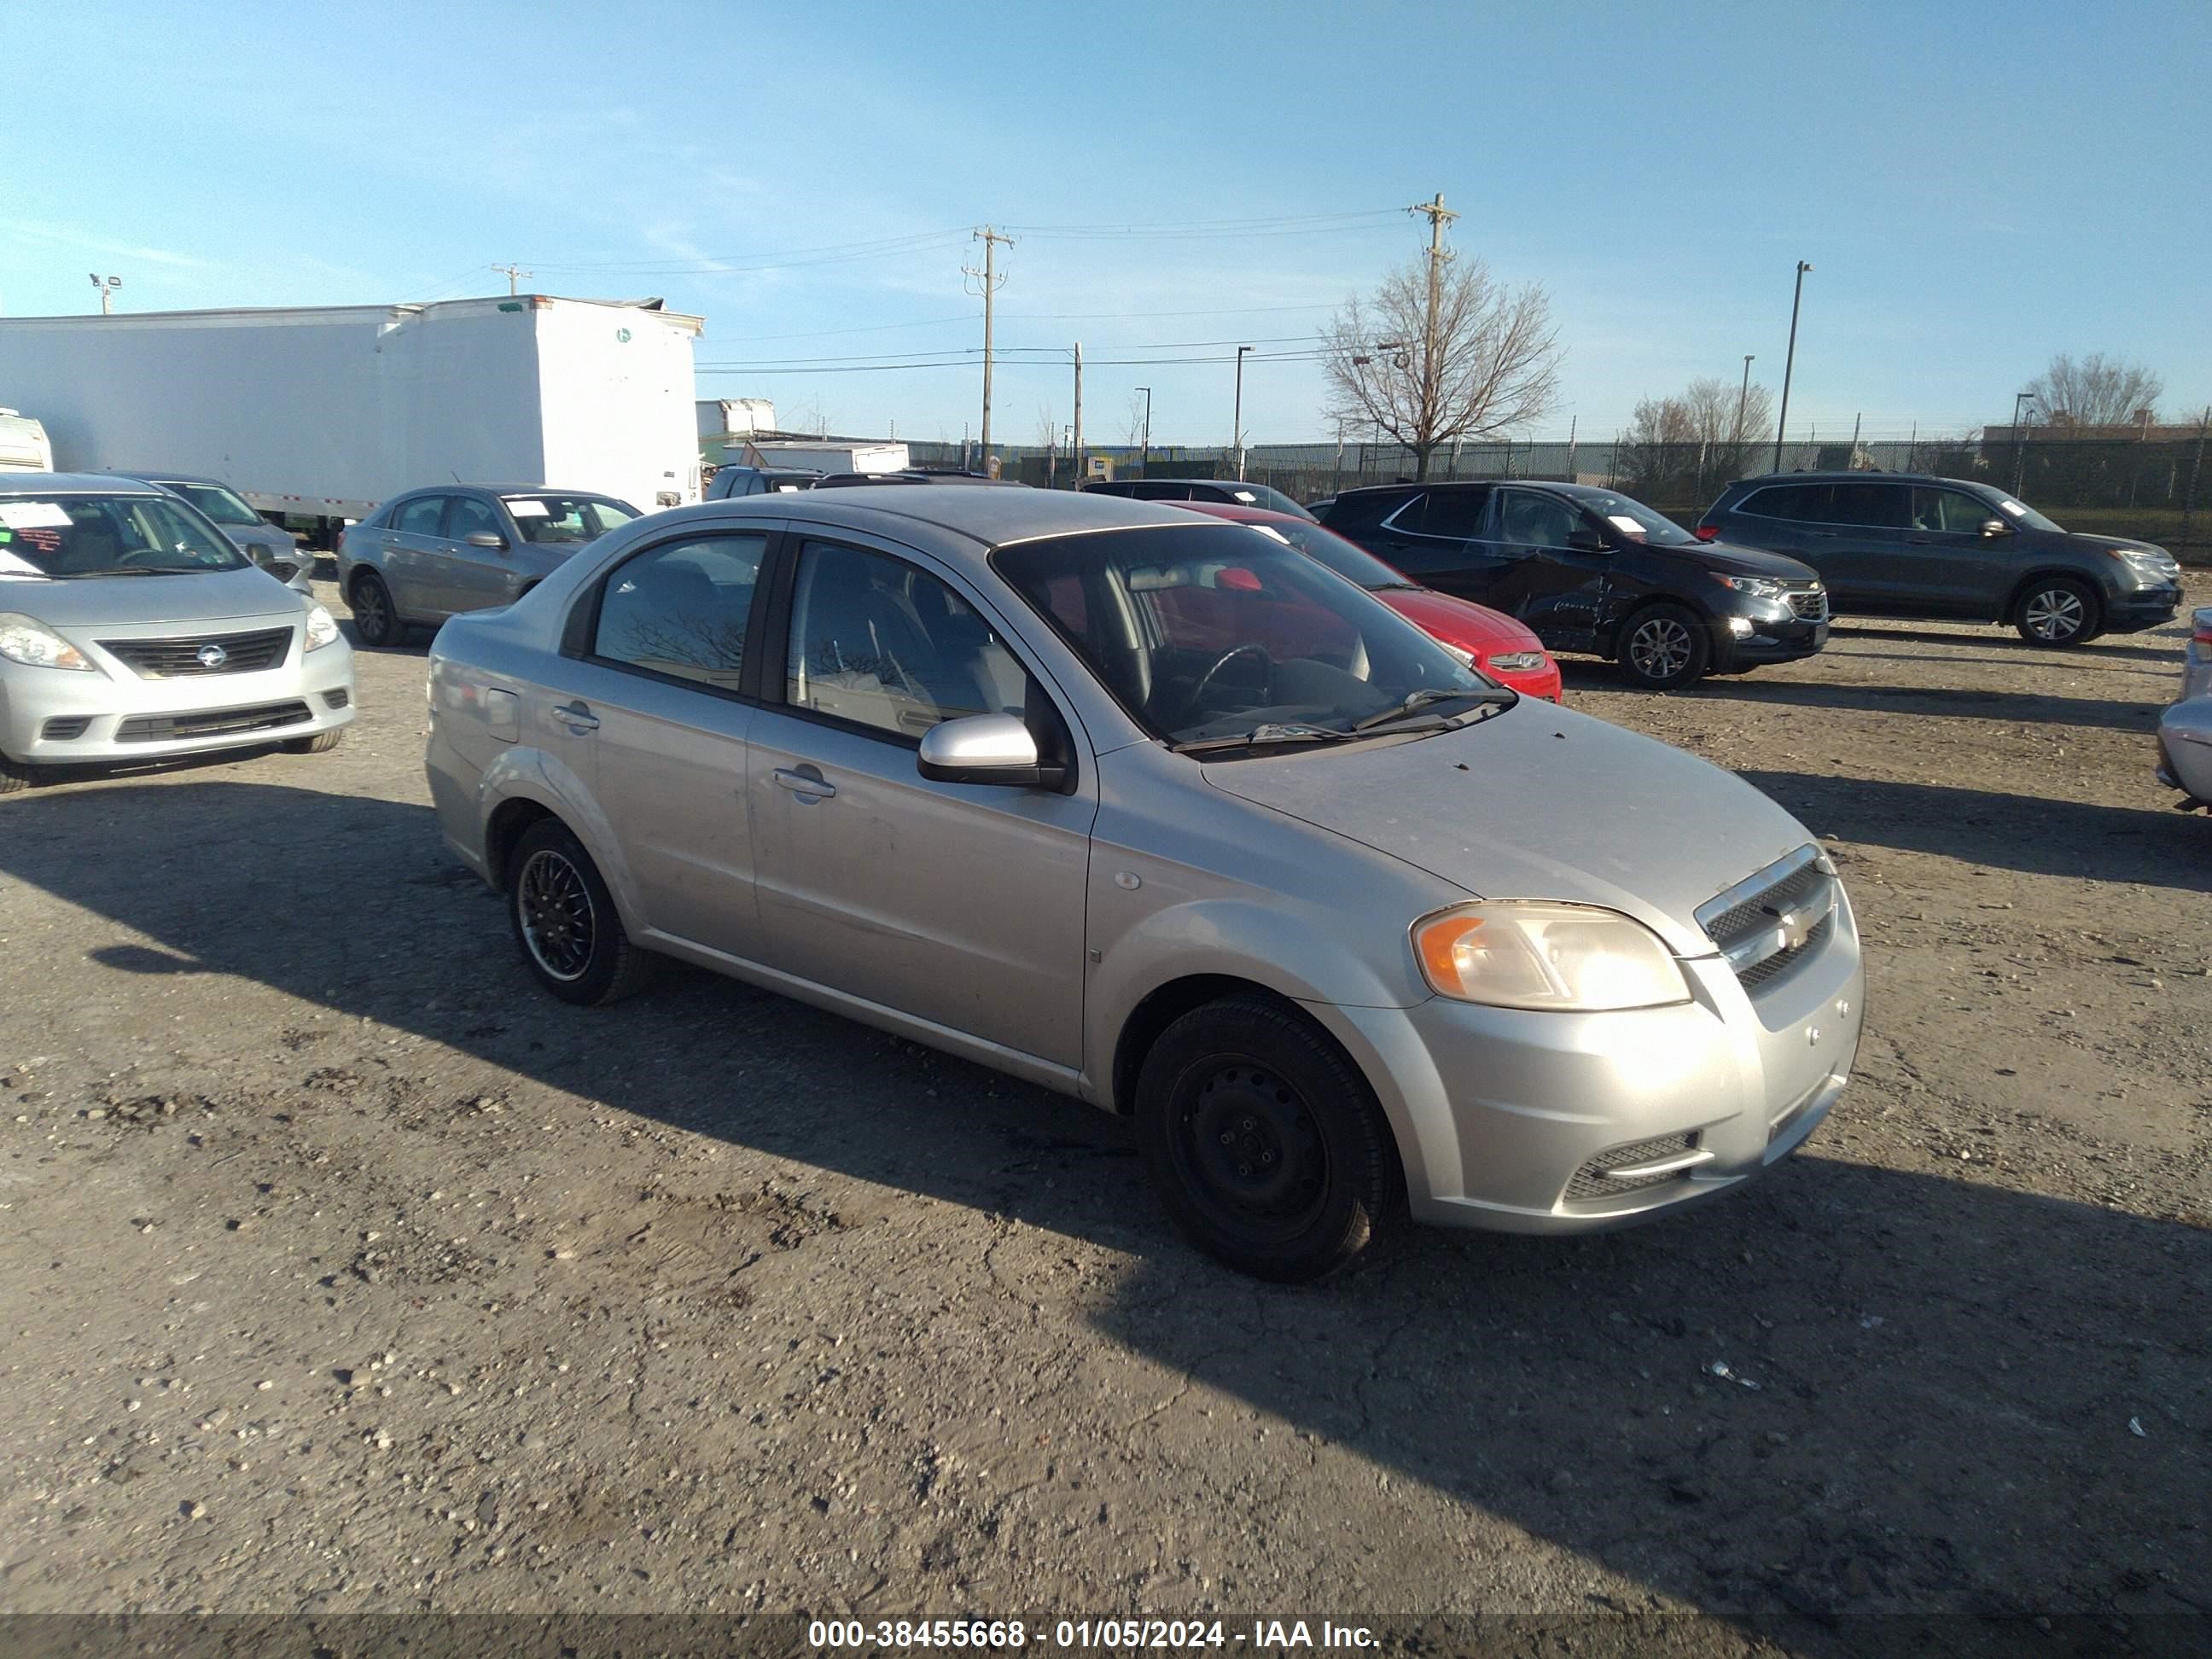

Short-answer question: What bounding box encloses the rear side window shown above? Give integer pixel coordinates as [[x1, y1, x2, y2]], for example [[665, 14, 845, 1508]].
[[1324, 490, 1419, 534], [393, 496, 445, 536], [1134, 482, 1194, 501], [1738, 485, 1825, 522], [1418, 489, 1493, 541], [1826, 481, 1907, 528], [592, 533, 767, 691]]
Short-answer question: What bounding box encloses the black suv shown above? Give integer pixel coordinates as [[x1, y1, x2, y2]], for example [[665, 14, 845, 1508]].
[[1697, 472, 2183, 646], [1082, 477, 1316, 521], [1315, 480, 1828, 689], [704, 465, 821, 499]]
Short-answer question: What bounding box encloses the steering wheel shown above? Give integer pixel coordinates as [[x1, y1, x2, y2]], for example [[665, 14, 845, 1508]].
[[1177, 642, 1273, 725], [114, 546, 183, 568]]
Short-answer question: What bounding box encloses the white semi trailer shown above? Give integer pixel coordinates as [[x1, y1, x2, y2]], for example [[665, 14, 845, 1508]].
[[0, 295, 703, 538]]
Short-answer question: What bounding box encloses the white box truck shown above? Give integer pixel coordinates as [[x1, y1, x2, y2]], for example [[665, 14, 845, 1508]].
[[0, 296, 703, 534], [741, 439, 910, 473], [0, 410, 54, 472]]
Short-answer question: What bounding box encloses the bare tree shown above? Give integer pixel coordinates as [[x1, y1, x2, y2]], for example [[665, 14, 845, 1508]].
[[2025, 353, 2164, 428], [1620, 376, 1776, 502], [1124, 391, 1149, 451], [1320, 254, 1563, 480]]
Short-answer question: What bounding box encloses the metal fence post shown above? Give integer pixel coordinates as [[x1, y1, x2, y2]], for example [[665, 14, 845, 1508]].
[[2180, 412, 2209, 562]]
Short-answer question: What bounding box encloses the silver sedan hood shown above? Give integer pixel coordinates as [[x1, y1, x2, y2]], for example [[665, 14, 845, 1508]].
[[3, 566, 305, 628], [1201, 701, 1817, 957]]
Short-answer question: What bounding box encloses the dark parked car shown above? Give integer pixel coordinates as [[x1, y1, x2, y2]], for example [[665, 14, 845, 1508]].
[[813, 470, 1023, 489], [704, 466, 821, 499], [1317, 480, 1829, 690], [1084, 477, 1316, 521], [1697, 472, 2183, 645]]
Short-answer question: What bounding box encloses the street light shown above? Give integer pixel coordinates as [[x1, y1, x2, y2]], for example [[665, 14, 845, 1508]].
[[1737, 354, 1755, 442], [1232, 346, 1254, 480], [89, 273, 123, 316], [1134, 386, 1151, 475], [1772, 261, 1813, 473], [2012, 391, 2039, 495]]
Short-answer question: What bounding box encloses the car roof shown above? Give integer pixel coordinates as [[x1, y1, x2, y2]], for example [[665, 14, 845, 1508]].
[[705, 482, 1212, 548], [0, 471, 165, 497], [103, 469, 231, 487], [389, 483, 629, 498], [1725, 470, 1983, 489]]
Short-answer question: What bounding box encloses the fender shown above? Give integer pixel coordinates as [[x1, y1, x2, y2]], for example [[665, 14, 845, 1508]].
[[476, 745, 651, 939]]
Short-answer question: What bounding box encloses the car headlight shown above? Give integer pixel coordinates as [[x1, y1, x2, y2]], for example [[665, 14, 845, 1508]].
[[304, 604, 341, 651], [1710, 573, 1788, 600], [0, 612, 93, 671], [1412, 900, 1691, 1011], [1487, 651, 1546, 672], [2113, 548, 2179, 585]]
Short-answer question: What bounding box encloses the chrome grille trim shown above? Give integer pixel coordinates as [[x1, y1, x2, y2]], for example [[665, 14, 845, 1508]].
[[1696, 844, 1839, 986]]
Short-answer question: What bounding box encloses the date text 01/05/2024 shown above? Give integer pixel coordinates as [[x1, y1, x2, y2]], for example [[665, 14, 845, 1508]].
[[806, 1620, 1379, 1650]]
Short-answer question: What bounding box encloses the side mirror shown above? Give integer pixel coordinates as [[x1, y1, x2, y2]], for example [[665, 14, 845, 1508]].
[[1566, 528, 1610, 554], [465, 532, 508, 550], [1979, 519, 2011, 538], [917, 713, 1052, 788]]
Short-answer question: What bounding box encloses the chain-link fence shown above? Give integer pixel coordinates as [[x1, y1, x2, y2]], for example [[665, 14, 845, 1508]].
[[908, 426, 2212, 559]]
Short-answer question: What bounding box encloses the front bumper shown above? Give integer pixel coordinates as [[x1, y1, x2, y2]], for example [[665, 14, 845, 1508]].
[[1716, 609, 1827, 668], [1318, 885, 1864, 1232], [2105, 584, 2182, 634], [0, 639, 355, 765]]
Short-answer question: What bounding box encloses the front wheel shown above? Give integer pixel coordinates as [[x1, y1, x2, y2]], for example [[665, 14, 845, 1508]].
[[506, 818, 656, 1006], [1617, 602, 1713, 690], [282, 729, 345, 755], [1135, 997, 1401, 1282], [2015, 578, 2100, 645], [0, 752, 32, 796]]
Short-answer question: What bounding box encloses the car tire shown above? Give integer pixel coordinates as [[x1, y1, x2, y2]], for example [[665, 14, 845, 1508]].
[[1617, 602, 1713, 690], [349, 571, 403, 648], [0, 752, 32, 795], [507, 818, 655, 1007], [1134, 996, 1402, 1283], [2015, 578, 2100, 646], [282, 730, 345, 755]]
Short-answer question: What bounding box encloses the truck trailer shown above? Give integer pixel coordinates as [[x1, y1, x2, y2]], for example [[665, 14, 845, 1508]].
[[0, 296, 703, 538]]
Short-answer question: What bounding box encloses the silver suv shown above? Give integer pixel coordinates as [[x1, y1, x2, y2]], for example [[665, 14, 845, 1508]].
[[424, 488, 1863, 1280]]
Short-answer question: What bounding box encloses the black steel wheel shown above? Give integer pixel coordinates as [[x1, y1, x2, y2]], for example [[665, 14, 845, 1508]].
[[506, 818, 655, 1006], [349, 571, 402, 648], [1618, 602, 1713, 690], [1135, 996, 1400, 1281], [2015, 578, 2099, 645]]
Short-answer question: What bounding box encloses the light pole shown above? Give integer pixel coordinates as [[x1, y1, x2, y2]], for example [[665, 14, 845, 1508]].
[[1135, 386, 1151, 475], [1737, 354, 1755, 443], [2011, 391, 2039, 496], [1771, 261, 1812, 473], [89, 273, 122, 315], [1231, 346, 1254, 480]]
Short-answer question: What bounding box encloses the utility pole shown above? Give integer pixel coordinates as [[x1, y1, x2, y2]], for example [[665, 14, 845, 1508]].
[[492, 264, 532, 296], [1072, 342, 1084, 489], [89, 273, 122, 315], [1737, 355, 1755, 445], [964, 227, 1014, 470], [1405, 192, 1458, 479], [1232, 345, 1254, 480], [1772, 260, 1813, 473], [1135, 386, 1151, 476]]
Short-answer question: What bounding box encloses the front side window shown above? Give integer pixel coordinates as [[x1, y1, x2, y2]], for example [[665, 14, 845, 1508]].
[[1911, 487, 1998, 535], [393, 496, 446, 536], [998, 523, 1489, 748], [1496, 490, 1584, 549], [592, 533, 766, 691], [504, 495, 637, 544], [0, 494, 247, 576], [445, 496, 502, 540], [785, 542, 1032, 740]]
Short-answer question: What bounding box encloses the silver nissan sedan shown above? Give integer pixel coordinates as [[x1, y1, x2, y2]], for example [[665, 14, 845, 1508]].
[[425, 487, 1863, 1280], [0, 474, 353, 793]]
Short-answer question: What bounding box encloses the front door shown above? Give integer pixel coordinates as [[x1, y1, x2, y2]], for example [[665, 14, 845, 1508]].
[[746, 536, 1095, 1068], [438, 493, 526, 617], [1489, 487, 1610, 651], [1895, 486, 2014, 617]]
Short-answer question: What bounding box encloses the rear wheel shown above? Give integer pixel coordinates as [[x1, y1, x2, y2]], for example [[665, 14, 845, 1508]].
[[349, 571, 402, 648], [2015, 578, 2099, 645], [1617, 602, 1713, 690], [1135, 996, 1401, 1282], [507, 818, 656, 1006]]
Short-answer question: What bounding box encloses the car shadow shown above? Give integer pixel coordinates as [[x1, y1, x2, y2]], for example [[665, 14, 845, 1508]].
[[1700, 679, 2166, 733], [1826, 623, 2184, 664], [2, 781, 2206, 1633]]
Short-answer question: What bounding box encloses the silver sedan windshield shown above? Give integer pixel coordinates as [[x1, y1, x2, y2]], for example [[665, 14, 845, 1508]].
[[0, 494, 248, 577]]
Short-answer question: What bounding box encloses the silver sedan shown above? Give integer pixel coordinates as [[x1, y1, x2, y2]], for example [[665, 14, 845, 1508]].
[[2156, 607, 2212, 806], [425, 487, 1863, 1281], [0, 475, 353, 792]]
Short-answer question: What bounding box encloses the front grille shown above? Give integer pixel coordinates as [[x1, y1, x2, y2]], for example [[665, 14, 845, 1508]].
[[40, 716, 92, 741], [1565, 1132, 1703, 1202], [99, 626, 293, 678], [1738, 912, 1833, 989], [1696, 846, 1839, 991], [114, 700, 311, 744], [1785, 585, 1828, 622]]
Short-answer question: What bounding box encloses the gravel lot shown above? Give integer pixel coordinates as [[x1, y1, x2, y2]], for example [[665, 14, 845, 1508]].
[[1, 573, 2206, 1635]]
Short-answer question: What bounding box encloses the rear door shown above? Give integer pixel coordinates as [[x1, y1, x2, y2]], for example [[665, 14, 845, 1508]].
[[1365, 487, 1503, 594], [381, 494, 451, 620], [1898, 485, 2012, 617], [1811, 480, 1912, 609]]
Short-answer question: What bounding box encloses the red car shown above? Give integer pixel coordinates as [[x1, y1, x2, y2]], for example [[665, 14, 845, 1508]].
[[1178, 500, 1563, 701]]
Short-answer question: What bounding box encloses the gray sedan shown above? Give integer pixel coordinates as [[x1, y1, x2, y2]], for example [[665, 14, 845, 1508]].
[[338, 486, 639, 646], [425, 487, 1863, 1280], [1, 474, 353, 792], [103, 472, 314, 597]]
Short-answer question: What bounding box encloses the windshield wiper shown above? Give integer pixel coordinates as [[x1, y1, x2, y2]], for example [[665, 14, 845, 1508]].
[[48, 566, 173, 579], [1351, 685, 1516, 732], [1173, 723, 1359, 755]]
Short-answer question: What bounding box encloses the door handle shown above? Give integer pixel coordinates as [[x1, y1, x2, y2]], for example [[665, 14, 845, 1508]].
[[772, 767, 835, 800], [551, 701, 598, 732]]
